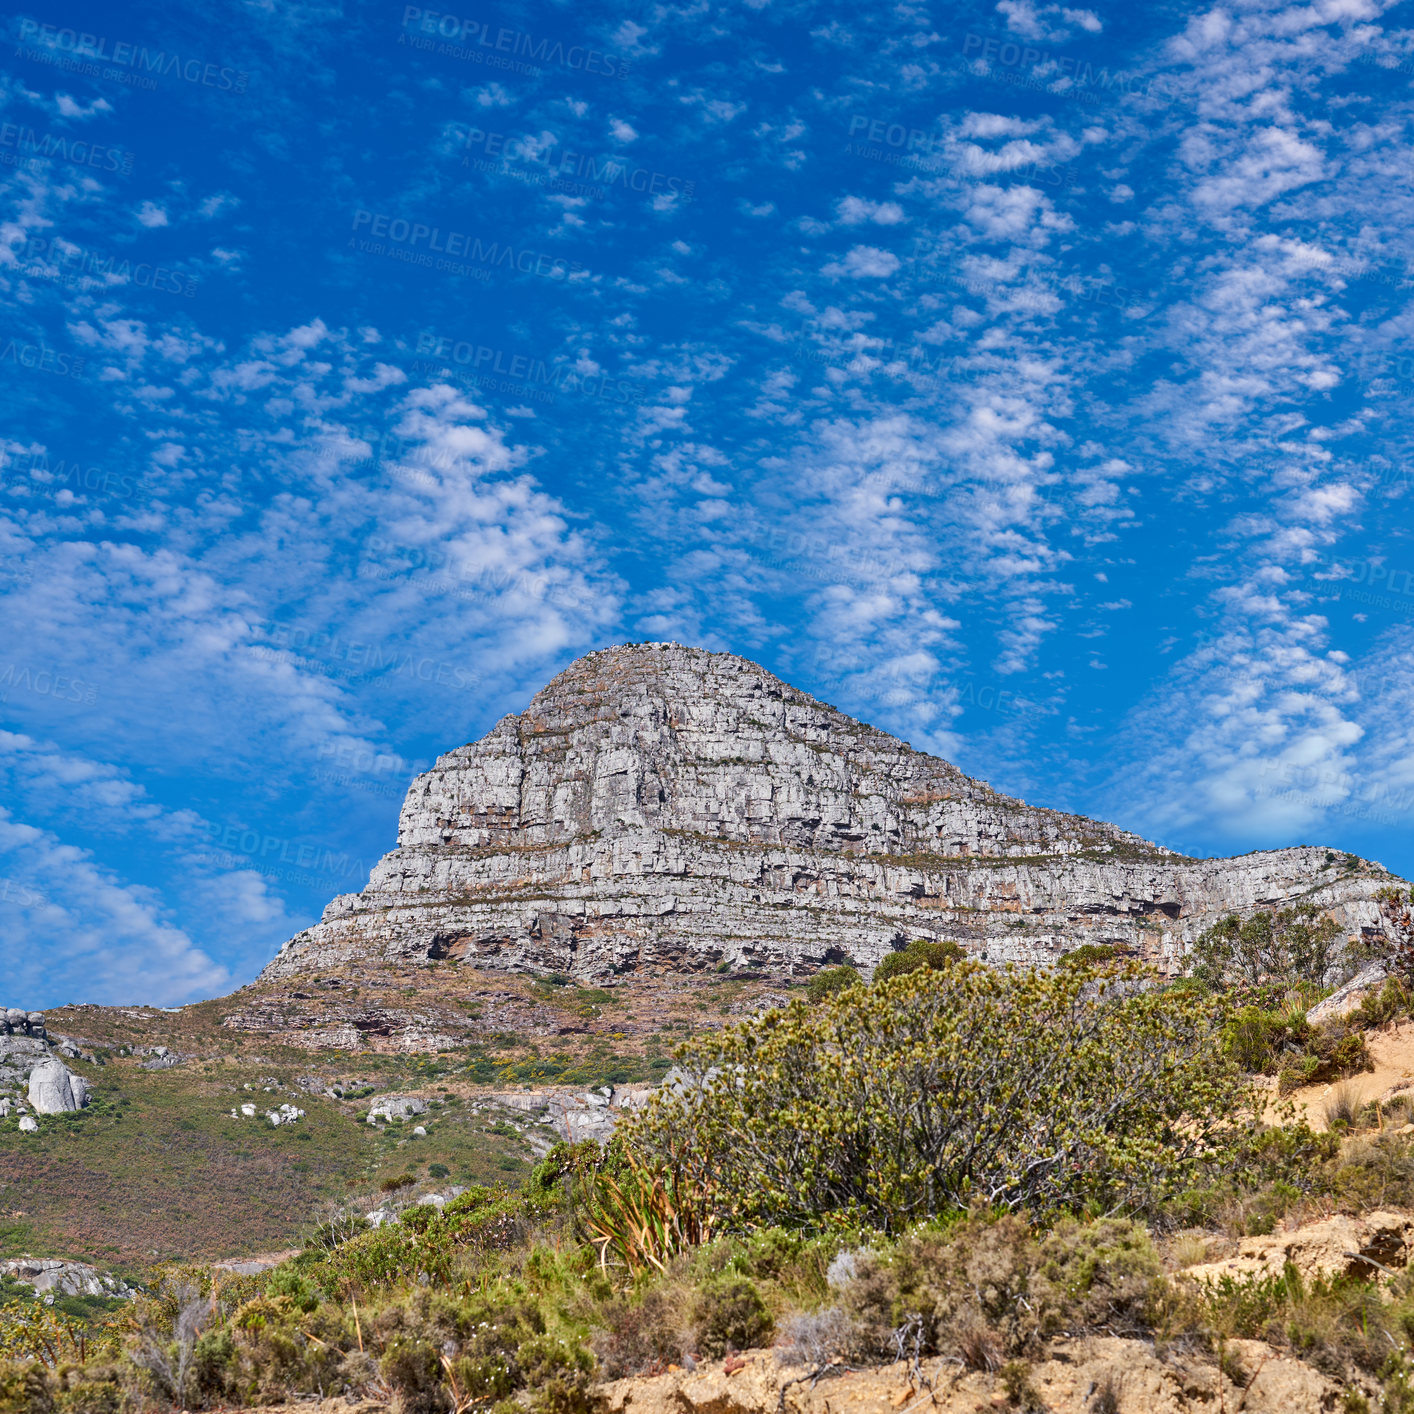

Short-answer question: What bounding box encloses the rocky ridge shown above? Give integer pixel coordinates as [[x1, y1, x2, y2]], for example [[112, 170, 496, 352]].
[[263, 643, 1403, 983]]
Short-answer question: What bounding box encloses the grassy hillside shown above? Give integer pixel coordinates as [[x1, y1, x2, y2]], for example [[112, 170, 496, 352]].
[[0, 963, 791, 1268]]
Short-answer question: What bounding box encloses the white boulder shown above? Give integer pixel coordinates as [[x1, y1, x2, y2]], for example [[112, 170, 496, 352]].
[[367, 1097, 428, 1124], [18, 1116, 37, 1132], [27, 1058, 89, 1114]]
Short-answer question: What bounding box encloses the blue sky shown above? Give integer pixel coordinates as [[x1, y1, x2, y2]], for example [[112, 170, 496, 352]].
[[2, 0, 1413, 1006]]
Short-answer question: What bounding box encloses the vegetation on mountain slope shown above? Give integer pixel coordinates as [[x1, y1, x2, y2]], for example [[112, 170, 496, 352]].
[[11, 949, 1414, 1411], [13, 904, 1414, 1412]]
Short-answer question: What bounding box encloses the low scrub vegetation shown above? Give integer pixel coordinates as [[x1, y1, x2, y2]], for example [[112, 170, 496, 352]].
[[9, 949, 1414, 1412]]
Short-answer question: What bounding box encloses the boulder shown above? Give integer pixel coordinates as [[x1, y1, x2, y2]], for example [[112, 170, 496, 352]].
[[18, 1116, 36, 1132], [27, 1058, 90, 1114], [1308, 961, 1392, 1024], [367, 1097, 428, 1124]]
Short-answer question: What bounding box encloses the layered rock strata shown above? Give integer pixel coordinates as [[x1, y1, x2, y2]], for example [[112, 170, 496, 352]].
[[263, 643, 1402, 982]]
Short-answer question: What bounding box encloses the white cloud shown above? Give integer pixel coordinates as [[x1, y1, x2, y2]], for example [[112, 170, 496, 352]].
[[822, 246, 901, 278], [835, 196, 906, 226]]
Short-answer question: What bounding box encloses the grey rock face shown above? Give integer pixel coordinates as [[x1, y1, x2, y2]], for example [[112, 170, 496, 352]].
[[2, 1258, 131, 1299], [367, 1096, 428, 1124], [261, 644, 1406, 983], [27, 1058, 89, 1114], [3, 1010, 47, 1040]]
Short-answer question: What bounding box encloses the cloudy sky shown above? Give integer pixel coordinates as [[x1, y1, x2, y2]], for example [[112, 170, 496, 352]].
[[2, 0, 1412, 1006]]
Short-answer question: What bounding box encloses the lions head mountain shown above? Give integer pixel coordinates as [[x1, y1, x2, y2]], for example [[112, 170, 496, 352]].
[[8, 641, 1406, 1267], [263, 641, 1396, 985]]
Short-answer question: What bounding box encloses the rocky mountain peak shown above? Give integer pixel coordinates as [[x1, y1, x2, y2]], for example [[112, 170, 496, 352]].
[[263, 643, 1402, 983]]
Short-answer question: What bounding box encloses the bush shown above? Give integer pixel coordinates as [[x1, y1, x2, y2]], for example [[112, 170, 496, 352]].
[[839, 1214, 1162, 1367], [623, 961, 1256, 1232], [873, 939, 963, 984], [805, 966, 861, 1003], [1189, 905, 1341, 991], [1218, 1003, 1372, 1092], [592, 1287, 691, 1378], [693, 1276, 772, 1358]]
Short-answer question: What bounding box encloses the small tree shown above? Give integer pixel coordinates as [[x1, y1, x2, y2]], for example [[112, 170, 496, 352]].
[[1187, 904, 1341, 991], [621, 960, 1254, 1233], [805, 965, 861, 1003], [874, 938, 964, 983], [1377, 886, 1414, 976]]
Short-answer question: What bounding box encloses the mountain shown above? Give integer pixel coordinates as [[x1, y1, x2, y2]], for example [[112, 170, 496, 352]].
[[262, 643, 1399, 983]]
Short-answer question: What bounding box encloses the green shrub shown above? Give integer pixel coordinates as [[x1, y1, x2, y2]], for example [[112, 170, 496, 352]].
[[840, 1213, 1161, 1368], [1222, 1006, 1291, 1072], [873, 939, 963, 984], [805, 966, 861, 1003], [693, 1276, 772, 1358], [1353, 978, 1411, 1029], [1189, 905, 1341, 991], [1059, 944, 1120, 969], [623, 960, 1256, 1230]]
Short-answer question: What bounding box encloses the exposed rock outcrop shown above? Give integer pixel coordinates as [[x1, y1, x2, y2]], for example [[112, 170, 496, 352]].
[[27, 1057, 90, 1114], [1308, 961, 1393, 1024], [596, 1340, 1341, 1414], [366, 1096, 427, 1124], [260, 644, 1404, 983], [1, 1258, 131, 1299]]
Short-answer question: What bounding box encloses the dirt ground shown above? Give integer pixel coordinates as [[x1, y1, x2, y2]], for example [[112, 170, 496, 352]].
[[1276, 1017, 1414, 1129], [208, 1340, 1352, 1414], [596, 1339, 1346, 1414]]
